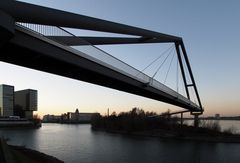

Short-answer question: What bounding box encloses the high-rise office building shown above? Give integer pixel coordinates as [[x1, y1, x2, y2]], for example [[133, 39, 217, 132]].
[[15, 89, 38, 119], [0, 84, 14, 117]]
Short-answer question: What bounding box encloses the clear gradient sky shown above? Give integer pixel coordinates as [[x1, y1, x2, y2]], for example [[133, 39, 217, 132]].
[[1, 0, 240, 117]]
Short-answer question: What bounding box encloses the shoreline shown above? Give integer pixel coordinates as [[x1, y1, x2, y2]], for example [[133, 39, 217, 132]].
[[92, 127, 240, 143], [43, 121, 91, 124], [10, 145, 64, 163], [0, 138, 64, 163], [0, 119, 42, 128]]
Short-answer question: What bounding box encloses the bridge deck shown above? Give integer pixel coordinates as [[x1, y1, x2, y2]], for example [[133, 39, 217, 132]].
[[0, 24, 200, 111]]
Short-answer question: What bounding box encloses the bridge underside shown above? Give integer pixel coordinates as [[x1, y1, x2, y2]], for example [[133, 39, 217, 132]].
[[0, 28, 199, 112], [0, 0, 203, 113]]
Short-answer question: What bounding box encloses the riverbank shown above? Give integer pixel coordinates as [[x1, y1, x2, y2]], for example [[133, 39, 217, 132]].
[[91, 108, 240, 143], [0, 138, 63, 163], [92, 126, 240, 143], [43, 121, 90, 124], [0, 118, 42, 128]]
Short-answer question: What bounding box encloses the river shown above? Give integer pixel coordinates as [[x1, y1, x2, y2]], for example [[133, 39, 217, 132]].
[[1, 121, 240, 163]]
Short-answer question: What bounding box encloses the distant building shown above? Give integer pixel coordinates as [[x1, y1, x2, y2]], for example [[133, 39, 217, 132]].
[[43, 109, 99, 123], [65, 109, 100, 123], [15, 89, 38, 119], [42, 114, 61, 122], [0, 84, 14, 117], [215, 114, 220, 119], [61, 113, 69, 121]]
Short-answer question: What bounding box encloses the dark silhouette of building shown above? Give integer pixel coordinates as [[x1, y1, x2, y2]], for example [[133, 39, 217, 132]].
[[66, 109, 98, 123], [0, 84, 14, 117], [14, 89, 38, 119], [0, 84, 38, 119]]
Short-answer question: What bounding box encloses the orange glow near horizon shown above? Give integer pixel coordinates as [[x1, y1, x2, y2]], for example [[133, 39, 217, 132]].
[[0, 60, 239, 119], [0, 61, 239, 119]]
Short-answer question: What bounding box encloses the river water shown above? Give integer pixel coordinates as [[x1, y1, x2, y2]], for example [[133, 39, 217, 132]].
[[1, 121, 240, 163]]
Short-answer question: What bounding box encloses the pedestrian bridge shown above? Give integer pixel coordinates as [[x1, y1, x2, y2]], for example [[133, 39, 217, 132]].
[[0, 1, 203, 113]]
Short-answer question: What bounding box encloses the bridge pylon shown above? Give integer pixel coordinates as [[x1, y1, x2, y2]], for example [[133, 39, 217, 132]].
[[175, 42, 203, 115]]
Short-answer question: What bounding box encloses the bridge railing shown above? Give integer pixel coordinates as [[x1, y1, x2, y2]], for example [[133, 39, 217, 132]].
[[16, 23, 72, 36], [16, 23, 199, 108]]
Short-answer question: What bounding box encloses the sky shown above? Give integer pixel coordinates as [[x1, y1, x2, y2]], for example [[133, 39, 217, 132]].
[[1, 0, 240, 117]]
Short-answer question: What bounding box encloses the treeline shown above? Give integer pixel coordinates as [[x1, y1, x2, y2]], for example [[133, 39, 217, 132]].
[[91, 108, 179, 132]]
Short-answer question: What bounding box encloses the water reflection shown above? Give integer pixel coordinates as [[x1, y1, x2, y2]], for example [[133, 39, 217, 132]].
[[0, 123, 240, 163]]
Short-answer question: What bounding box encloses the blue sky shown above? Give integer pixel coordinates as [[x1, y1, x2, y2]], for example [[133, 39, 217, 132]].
[[1, 0, 240, 116]]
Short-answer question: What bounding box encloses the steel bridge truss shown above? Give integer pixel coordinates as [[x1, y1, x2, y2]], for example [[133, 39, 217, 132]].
[[0, 0, 203, 114]]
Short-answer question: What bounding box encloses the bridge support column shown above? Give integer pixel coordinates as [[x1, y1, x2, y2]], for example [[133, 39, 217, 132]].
[[180, 112, 183, 128], [193, 114, 199, 128], [191, 111, 202, 128]]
